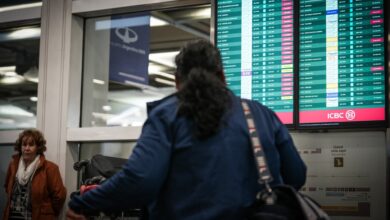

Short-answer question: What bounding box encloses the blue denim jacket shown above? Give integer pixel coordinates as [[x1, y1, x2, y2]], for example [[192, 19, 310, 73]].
[[69, 93, 306, 220]]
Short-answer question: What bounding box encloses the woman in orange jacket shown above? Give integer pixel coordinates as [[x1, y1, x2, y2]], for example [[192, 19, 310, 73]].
[[3, 129, 66, 220]]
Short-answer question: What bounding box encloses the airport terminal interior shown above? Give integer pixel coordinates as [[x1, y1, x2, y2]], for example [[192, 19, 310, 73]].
[[0, 0, 388, 219]]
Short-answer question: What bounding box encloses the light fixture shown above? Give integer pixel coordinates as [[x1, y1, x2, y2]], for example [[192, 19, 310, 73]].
[[131, 121, 144, 127], [30, 97, 38, 102], [0, 118, 15, 124], [0, 2, 42, 12], [102, 105, 112, 111], [93, 79, 105, 85], [0, 70, 24, 84], [8, 28, 40, 40], [0, 66, 16, 72], [0, 76, 24, 84], [193, 8, 211, 18], [150, 16, 169, 27], [0, 105, 34, 117]]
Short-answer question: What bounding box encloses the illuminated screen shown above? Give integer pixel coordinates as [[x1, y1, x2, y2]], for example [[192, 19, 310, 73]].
[[299, 0, 386, 126], [216, 0, 295, 124]]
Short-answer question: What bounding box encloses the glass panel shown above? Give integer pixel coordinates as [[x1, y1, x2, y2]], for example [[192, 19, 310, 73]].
[[0, 146, 16, 214], [81, 5, 211, 127], [80, 142, 137, 160], [76, 142, 136, 188], [0, 26, 40, 130]]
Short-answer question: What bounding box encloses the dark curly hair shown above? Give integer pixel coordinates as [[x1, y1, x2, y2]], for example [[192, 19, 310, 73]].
[[15, 129, 47, 155], [175, 40, 231, 139]]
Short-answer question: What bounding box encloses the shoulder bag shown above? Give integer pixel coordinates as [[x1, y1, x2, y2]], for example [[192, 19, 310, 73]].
[[241, 100, 330, 220]]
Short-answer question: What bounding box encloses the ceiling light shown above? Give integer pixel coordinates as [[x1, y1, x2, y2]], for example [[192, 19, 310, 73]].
[[0, 66, 15, 72], [8, 28, 40, 40], [0, 105, 34, 116], [93, 79, 105, 85], [0, 74, 24, 84], [154, 77, 176, 86], [131, 121, 144, 127], [0, 2, 42, 12], [150, 16, 169, 27], [102, 105, 112, 111], [194, 8, 211, 18], [30, 97, 38, 102], [4, 72, 17, 77], [0, 118, 15, 124]]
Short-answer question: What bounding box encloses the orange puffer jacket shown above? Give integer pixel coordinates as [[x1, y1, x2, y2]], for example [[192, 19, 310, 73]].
[[3, 154, 66, 220]]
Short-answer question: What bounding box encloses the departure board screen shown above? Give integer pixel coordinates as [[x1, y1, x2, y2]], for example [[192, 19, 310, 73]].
[[216, 0, 295, 124], [299, 0, 386, 126]]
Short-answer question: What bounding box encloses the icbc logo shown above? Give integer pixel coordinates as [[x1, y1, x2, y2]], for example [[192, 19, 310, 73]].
[[327, 110, 356, 120], [345, 110, 356, 120]]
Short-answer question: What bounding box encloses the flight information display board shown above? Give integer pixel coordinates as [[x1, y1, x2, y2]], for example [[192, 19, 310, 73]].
[[216, 0, 295, 124], [299, 0, 386, 126]]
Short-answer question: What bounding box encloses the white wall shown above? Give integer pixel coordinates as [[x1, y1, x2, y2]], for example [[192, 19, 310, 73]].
[[292, 131, 387, 220]]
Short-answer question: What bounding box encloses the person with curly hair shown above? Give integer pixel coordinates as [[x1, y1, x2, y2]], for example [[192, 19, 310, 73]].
[[3, 129, 66, 220], [67, 40, 306, 220]]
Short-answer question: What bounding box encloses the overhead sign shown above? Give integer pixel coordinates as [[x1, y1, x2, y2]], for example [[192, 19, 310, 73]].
[[109, 13, 151, 86]]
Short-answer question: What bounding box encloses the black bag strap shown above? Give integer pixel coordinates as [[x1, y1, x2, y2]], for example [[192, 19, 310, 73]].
[[241, 100, 274, 187]]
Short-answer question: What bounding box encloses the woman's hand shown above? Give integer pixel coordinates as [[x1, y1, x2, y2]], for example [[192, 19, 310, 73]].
[[66, 208, 87, 220]]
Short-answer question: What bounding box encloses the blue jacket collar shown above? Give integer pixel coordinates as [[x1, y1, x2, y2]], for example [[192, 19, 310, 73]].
[[146, 93, 178, 115]]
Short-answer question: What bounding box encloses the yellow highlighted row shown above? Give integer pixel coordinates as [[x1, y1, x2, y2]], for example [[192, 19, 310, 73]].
[[326, 83, 338, 89], [281, 96, 293, 100], [281, 69, 293, 73]]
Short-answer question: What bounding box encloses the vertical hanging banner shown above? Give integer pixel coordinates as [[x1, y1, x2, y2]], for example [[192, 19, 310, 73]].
[[109, 13, 151, 85]]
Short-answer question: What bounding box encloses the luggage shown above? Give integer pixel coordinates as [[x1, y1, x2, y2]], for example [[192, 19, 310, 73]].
[[72, 154, 147, 220]]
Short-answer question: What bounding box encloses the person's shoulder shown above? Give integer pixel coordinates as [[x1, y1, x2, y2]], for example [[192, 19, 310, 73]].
[[147, 94, 178, 118], [241, 97, 275, 114]]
